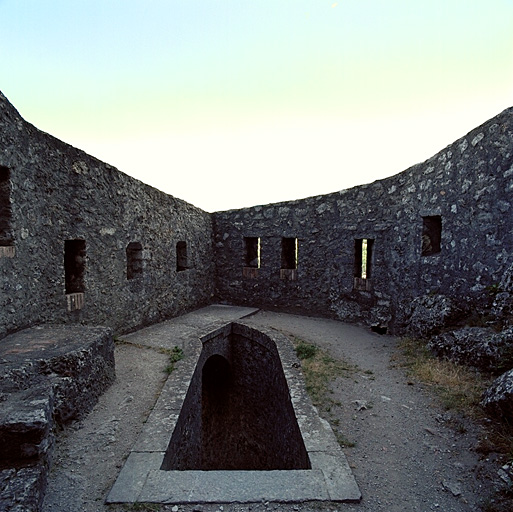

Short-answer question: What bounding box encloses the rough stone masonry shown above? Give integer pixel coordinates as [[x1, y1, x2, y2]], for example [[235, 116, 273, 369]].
[[1, 89, 513, 510], [1, 90, 513, 337], [213, 110, 513, 333]]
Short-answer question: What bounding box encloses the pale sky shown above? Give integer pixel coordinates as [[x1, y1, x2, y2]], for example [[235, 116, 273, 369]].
[[1, 0, 512, 212]]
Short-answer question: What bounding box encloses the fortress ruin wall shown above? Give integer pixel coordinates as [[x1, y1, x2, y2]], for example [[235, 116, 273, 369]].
[[1, 89, 513, 338], [0, 91, 214, 339], [214, 107, 513, 332]]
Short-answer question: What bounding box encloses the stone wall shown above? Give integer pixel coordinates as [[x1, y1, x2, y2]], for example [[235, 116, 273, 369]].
[[0, 91, 215, 339], [2, 88, 513, 338], [214, 107, 513, 333], [0, 325, 115, 511]]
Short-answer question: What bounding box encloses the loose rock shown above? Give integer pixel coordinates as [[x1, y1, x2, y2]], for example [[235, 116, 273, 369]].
[[428, 326, 513, 373], [481, 368, 513, 421], [405, 294, 459, 338]]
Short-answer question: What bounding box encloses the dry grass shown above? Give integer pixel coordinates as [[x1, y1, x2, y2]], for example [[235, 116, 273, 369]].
[[414, 358, 487, 412], [396, 337, 513, 511], [394, 337, 489, 415], [292, 337, 356, 407], [291, 336, 358, 447]]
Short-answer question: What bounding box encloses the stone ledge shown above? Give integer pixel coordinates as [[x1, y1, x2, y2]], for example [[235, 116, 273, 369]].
[[0, 383, 54, 464], [0, 325, 115, 512], [0, 465, 47, 512]]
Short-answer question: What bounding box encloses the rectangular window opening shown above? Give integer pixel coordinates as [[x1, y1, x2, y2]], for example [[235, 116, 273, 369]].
[[422, 216, 442, 256], [281, 237, 298, 270], [176, 241, 188, 271], [354, 238, 373, 291], [354, 238, 373, 282], [0, 166, 14, 248], [244, 237, 260, 269], [126, 242, 143, 279], [65, 239, 86, 294], [280, 237, 298, 280]]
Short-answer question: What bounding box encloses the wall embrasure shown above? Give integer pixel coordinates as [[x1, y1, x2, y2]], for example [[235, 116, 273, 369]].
[[0, 92, 215, 339], [213, 108, 513, 332]]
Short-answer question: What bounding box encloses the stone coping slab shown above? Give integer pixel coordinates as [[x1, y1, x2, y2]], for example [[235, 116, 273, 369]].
[[120, 305, 259, 352], [107, 307, 360, 505], [0, 324, 113, 365]]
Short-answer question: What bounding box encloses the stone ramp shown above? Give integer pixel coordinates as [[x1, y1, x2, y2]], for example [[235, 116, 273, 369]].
[[107, 306, 361, 505]]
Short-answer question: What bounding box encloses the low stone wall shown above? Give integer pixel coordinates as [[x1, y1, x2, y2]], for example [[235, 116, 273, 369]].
[[162, 322, 309, 471], [0, 326, 115, 512]]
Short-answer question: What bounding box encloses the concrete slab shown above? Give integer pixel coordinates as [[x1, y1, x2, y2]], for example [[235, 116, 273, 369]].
[[132, 409, 180, 452], [120, 305, 258, 351], [121, 323, 199, 351], [309, 451, 362, 502], [106, 306, 360, 505], [171, 305, 259, 329], [139, 469, 329, 503], [296, 413, 341, 453], [107, 452, 164, 503]]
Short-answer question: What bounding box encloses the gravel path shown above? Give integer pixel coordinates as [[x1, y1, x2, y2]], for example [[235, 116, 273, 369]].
[[42, 310, 504, 512], [42, 343, 169, 512], [248, 311, 501, 512]]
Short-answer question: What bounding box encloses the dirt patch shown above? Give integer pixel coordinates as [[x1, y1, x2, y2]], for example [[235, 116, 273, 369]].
[[42, 311, 508, 511]]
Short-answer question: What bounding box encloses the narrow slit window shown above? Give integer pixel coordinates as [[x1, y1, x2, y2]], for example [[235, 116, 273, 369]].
[[355, 238, 373, 280], [244, 237, 260, 268], [65, 239, 86, 294], [0, 166, 13, 247], [176, 241, 188, 271], [281, 238, 298, 270], [422, 216, 442, 256], [126, 242, 143, 279]]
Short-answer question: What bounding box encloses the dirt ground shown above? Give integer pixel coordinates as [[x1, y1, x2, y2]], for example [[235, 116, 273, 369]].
[[42, 311, 508, 512]]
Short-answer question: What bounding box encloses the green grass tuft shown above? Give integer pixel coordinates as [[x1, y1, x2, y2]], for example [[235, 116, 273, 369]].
[[291, 334, 358, 449], [295, 339, 318, 360], [162, 346, 184, 374]]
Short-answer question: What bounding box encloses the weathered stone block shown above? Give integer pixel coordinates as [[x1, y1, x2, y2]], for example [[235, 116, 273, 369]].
[[0, 325, 115, 424], [0, 325, 116, 512], [428, 326, 513, 373], [481, 369, 513, 421], [405, 294, 459, 338], [0, 383, 54, 463], [0, 465, 48, 512]]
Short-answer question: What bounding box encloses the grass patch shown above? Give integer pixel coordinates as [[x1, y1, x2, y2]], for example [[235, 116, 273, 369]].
[[293, 336, 356, 407], [394, 337, 488, 415], [335, 431, 356, 448], [295, 339, 318, 360], [161, 346, 184, 374], [292, 335, 357, 448]]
